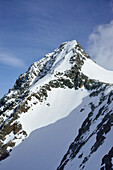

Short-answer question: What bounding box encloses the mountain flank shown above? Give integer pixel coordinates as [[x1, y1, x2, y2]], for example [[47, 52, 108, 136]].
[[0, 40, 113, 170]]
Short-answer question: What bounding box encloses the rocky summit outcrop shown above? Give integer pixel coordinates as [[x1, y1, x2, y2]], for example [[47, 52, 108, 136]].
[[0, 40, 113, 170]]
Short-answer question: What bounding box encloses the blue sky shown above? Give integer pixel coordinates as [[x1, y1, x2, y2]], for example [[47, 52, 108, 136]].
[[0, 0, 113, 98]]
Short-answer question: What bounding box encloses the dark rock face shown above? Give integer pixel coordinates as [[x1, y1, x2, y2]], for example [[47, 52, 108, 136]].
[[101, 147, 113, 170]]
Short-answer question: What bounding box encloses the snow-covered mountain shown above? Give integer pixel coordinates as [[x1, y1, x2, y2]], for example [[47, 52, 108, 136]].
[[0, 40, 113, 170]]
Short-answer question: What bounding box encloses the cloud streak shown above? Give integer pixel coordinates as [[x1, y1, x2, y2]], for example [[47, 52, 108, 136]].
[[87, 20, 113, 70], [0, 53, 25, 67], [109, 0, 113, 12]]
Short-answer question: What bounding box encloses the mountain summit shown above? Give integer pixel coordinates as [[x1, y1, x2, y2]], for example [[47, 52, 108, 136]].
[[0, 40, 113, 170]]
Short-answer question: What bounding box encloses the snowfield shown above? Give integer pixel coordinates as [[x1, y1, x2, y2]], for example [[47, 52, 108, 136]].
[[0, 93, 92, 170], [19, 87, 88, 135]]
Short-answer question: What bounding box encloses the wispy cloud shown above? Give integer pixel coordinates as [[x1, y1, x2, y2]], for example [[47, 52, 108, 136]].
[[109, 0, 113, 12], [87, 20, 113, 70], [0, 53, 25, 67]]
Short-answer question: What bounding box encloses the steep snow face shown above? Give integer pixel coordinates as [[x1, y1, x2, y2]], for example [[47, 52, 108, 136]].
[[19, 87, 88, 134], [81, 58, 113, 84], [50, 40, 77, 72]]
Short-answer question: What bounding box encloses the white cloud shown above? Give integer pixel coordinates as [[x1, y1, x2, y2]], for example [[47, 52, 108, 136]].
[[0, 53, 25, 67], [87, 20, 113, 70]]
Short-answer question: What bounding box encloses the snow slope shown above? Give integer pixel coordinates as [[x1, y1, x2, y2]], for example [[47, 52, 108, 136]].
[[0, 94, 92, 170], [81, 58, 113, 84], [19, 87, 88, 135]]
